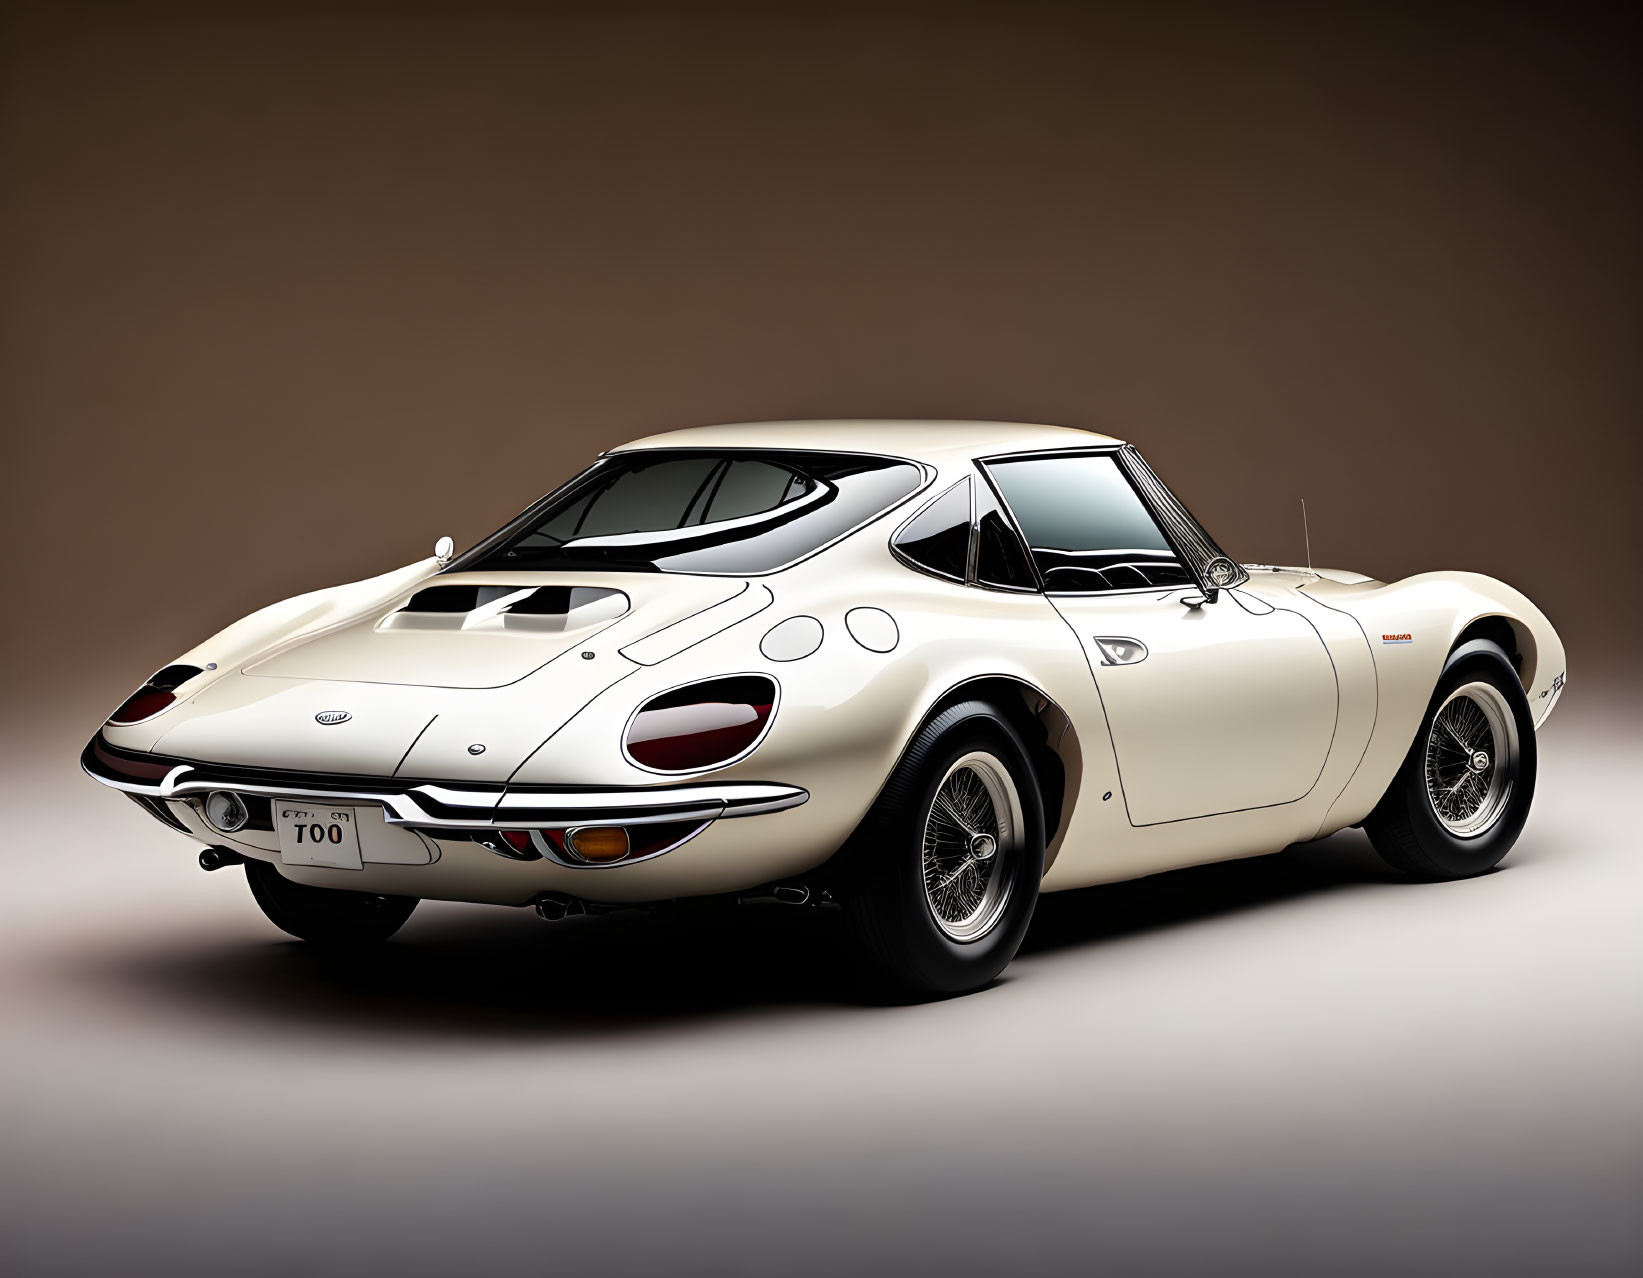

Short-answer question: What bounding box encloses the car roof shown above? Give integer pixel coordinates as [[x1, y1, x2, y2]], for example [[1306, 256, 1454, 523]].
[[610, 420, 1124, 464]]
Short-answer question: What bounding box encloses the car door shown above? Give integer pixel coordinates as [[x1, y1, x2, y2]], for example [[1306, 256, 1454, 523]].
[[983, 451, 1338, 826]]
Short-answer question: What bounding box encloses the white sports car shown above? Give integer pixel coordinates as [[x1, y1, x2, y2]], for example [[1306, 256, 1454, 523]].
[[84, 421, 1566, 998]]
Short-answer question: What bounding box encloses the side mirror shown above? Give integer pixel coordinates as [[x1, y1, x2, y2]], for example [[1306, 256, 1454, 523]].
[[1205, 556, 1239, 589], [434, 535, 455, 566], [1186, 555, 1239, 604]]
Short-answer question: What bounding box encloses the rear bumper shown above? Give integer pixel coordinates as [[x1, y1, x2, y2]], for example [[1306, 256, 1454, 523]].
[[81, 733, 808, 831]]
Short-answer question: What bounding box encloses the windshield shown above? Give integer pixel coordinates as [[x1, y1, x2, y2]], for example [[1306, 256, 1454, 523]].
[[453, 449, 927, 575]]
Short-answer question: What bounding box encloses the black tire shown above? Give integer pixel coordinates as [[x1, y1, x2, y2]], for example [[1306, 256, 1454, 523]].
[[841, 700, 1045, 1001], [1365, 639, 1537, 881], [244, 859, 419, 945]]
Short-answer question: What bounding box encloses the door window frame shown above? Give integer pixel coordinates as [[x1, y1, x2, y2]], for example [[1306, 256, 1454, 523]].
[[977, 446, 1244, 599]]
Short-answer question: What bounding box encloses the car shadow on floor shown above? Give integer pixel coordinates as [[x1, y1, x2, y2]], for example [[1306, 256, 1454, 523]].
[[58, 832, 1402, 1040]]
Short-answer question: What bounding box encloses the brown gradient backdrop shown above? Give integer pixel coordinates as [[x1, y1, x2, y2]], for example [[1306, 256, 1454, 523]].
[[1, 1, 1639, 726]]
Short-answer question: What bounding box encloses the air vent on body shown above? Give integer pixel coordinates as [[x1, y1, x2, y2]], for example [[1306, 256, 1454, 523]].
[[146, 664, 204, 690], [402, 585, 483, 613], [383, 585, 629, 633]]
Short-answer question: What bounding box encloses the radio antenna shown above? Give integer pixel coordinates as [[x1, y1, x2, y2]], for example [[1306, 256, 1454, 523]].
[[1301, 498, 1313, 571]]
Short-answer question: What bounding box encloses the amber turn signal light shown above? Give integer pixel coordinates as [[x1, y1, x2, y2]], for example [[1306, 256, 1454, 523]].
[[567, 826, 631, 864]]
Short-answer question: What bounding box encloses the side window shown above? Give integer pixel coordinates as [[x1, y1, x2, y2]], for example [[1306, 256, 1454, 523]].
[[525, 457, 720, 545], [974, 478, 1037, 590], [699, 460, 813, 523], [983, 454, 1193, 592], [891, 478, 972, 581]]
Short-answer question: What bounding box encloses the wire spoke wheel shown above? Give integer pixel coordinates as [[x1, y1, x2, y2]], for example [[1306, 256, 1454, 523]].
[[1422, 681, 1518, 839], [920, 751, 1023, 941]]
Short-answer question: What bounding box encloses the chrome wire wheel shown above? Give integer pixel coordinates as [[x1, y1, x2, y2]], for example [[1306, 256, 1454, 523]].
[[921, 751, 1023, 942], [1423, 681, 1518, 839]]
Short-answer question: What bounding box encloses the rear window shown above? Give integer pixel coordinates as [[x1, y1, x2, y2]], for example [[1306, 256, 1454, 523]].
[[455, 450, 925, 575]]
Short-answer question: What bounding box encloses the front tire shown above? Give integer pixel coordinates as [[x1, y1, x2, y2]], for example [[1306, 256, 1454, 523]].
[[1365, 640, 1537, 881], [841, 701, 1045, 1001], [244, 859, 419, 945]]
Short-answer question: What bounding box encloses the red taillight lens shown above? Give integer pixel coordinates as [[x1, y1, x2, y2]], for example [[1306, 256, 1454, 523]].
[[107, 688, 177, 726], [105, 664, 201, 727], [499, 830, 534, 854], [624, 676, 776, 772]]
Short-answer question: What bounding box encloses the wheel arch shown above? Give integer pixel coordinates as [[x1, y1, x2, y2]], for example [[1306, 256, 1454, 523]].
[[913, 675, 1081, 870], [1450, 613, 1537, 692]]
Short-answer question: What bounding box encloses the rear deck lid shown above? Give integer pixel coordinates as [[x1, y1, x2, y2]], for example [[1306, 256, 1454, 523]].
[[242, 572, 746, 688]]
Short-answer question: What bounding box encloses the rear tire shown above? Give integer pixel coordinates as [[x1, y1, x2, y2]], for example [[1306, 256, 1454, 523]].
[[245, 859, 419, 945], [841, 701, 1045, 1001], [1365, 640, 1537, 881]]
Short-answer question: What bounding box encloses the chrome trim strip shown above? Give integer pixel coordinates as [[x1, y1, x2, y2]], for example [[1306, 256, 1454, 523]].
[[82, 737, 808, 832]]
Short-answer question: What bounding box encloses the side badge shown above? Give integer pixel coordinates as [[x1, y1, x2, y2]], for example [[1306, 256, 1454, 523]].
[[315, 710, 352, 726], [1380, 633, 1413, 645]]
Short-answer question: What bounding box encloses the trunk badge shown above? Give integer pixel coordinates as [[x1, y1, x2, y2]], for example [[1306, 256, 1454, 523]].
[[315, 710, 352, 725]]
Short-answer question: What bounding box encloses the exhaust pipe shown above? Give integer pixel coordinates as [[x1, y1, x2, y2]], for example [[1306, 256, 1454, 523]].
[[199, 846, 246, 872], [738, 882, 811, 906], [532, 892, 629, 922], [534, 891, 588, 922]]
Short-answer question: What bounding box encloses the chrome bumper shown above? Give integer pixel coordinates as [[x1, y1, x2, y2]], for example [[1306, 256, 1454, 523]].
[[82, 734, 808, 830]]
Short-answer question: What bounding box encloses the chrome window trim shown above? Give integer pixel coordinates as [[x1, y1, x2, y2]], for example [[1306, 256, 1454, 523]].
[[970, 462, 1044, 594], [888, 476, 972, 585], [977, 447, 1240, 600], [1114, 444, 1248, 592], [449, 447, 935, 580], [890, 472, 1044, 596]]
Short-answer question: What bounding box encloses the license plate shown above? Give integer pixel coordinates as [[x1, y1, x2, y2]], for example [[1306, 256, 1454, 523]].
[[275, 802, 363, 870]]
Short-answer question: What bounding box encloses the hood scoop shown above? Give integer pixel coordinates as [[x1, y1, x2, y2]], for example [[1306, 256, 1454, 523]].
[[382, 585, 629, 634]]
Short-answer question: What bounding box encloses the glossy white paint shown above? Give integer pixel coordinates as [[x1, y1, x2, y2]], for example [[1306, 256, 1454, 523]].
[[94, 420, 1566, 907], [1052, 588, 1339, 825], [759, 615, 825, 661], [844, 607, 899, 653]]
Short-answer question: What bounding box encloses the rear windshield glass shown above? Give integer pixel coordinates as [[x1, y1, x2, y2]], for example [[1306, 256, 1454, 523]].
[[455, 450, 926, 575]]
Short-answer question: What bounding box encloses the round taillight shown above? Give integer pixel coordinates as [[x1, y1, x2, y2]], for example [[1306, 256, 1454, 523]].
[[107, 688, 177, 726], [624, 675, 776, 773]]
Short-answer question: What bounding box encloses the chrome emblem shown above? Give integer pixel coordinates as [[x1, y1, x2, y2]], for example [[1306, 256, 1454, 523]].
[[315, 710, 352, 726]]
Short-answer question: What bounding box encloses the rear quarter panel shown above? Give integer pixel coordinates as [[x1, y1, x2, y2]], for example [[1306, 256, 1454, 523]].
[[503, 486, 1112, 898]]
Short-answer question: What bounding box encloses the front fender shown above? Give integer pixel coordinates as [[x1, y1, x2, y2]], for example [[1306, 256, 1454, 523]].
[[1307, 570, 1565, 833]]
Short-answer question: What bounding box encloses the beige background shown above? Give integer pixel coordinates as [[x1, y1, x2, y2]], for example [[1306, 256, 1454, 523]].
[[1, 6, 1639, 1277], [2, 1, 1638, 730]]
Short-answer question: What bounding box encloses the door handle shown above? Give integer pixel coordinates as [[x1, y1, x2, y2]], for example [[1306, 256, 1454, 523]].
[[1093, 637, 1148, 666]]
